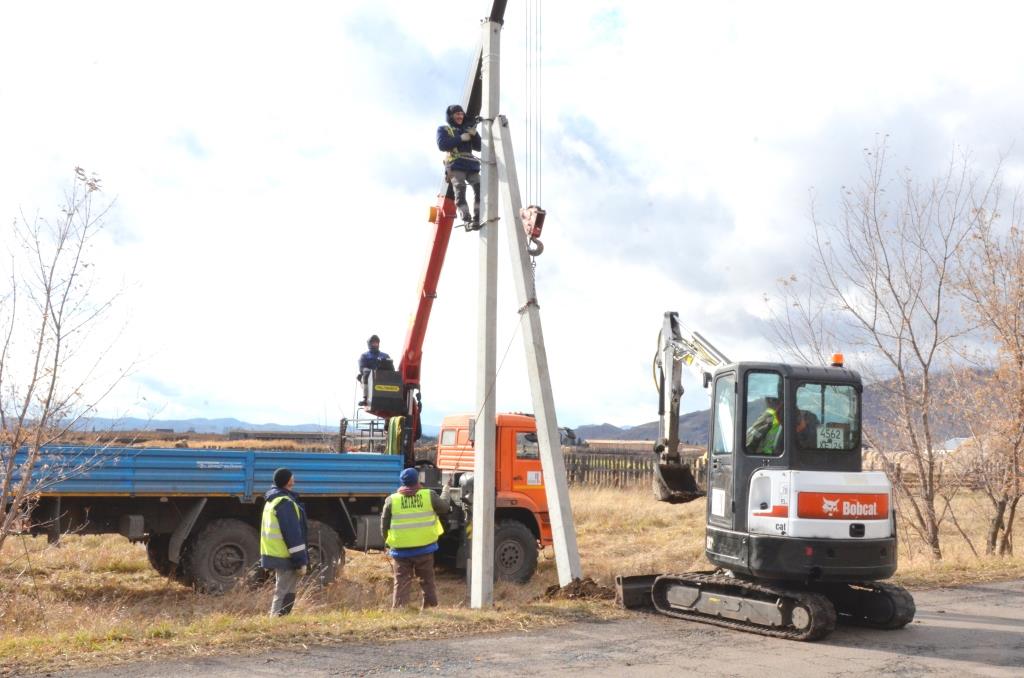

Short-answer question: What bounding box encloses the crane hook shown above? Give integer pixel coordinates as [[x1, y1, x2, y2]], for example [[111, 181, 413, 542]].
[[520, 205, 546, 257]]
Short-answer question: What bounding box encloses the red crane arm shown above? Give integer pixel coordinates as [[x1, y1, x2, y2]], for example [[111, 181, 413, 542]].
[[399, 196, 458, 392]]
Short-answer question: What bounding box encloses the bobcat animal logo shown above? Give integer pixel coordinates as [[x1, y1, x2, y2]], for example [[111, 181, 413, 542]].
[[821, 497, 840, 516]]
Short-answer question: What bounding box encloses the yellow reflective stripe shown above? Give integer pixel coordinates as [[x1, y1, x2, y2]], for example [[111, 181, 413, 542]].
[[393, 511, 434, 520], [391, 520, 438, 530]]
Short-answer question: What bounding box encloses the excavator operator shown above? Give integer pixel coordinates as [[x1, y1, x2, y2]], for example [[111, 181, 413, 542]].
[[745, 396, 783, 455], [795, 408, 820, 449], [437, 104, 482, 230]]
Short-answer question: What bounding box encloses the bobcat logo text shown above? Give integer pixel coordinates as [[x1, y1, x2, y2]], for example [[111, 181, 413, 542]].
[[797, 492, 889, 520]]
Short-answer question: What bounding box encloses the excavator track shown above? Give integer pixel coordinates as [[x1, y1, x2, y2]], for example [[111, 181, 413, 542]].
[[651, 572, 837, 641], [821, 581, 916, 630]]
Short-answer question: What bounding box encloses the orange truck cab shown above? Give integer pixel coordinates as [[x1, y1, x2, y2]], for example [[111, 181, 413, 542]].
[[433, 413, 553, 582]]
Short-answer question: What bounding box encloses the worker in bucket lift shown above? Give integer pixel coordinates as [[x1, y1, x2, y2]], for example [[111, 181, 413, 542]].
[[357, 334, 392, 407], [437, 104, 482, 230], [381, 467, 452, 609], [745, 396, 784, 455]]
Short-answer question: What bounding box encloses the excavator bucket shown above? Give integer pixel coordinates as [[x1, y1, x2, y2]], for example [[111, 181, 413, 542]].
[[652, 459, 705, 504]]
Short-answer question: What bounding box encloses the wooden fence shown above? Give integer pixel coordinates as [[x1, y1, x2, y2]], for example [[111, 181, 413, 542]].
[[564, 452, 655, 488]]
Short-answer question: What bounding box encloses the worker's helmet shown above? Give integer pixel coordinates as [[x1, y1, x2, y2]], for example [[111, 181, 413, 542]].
[[367, 334, 380, 348], [446, 104, 465, 125]]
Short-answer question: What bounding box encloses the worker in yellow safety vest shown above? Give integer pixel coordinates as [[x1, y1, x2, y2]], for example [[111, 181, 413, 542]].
[[745, 397, 784, 455], [380, 467, 451, 609], [260, 467, 308, 616]]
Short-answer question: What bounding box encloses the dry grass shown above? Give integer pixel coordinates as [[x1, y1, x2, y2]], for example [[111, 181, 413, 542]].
[[890, 490, 1024, 587], [1, 486, 1022, 674]]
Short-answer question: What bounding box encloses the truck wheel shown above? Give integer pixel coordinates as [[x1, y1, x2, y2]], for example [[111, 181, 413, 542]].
[[146, 534, 173, 576], [305, 520, 344, 586], [184, 519, 261, 594], [494, 520, 538, 583]]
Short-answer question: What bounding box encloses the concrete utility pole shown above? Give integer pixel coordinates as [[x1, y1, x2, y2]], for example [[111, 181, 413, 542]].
[[470, 16, 501, 610], [493, 116, 583, 585], [470, 15, 582, 608]]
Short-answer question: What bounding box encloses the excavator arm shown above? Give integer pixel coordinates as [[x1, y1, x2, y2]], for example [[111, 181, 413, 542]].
[[652, 311, 730, 503]]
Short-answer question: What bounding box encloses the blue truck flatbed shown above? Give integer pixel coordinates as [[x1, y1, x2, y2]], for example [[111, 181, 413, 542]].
[[19, 444, 409, 592], [21, 446, 402, 500]]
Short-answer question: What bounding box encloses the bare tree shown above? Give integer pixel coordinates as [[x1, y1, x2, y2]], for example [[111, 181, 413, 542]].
[[955, 196, 1024, 555], [0, 168, 125, 552], [767, 140, 996, 559]]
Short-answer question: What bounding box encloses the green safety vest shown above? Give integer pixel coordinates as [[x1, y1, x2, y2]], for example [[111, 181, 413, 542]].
[[385, 416, 403, 456], [260, 495, 301, 559], [443, 126, 478, 167], [759, 408, 782, 455], [386, 488, 444, 549]]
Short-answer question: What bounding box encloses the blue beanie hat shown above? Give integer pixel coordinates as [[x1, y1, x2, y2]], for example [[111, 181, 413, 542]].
[[400, 468, 420, 487]]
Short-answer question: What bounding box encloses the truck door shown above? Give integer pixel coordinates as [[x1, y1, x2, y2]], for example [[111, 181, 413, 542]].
[[707, 372, 737, 530], [509, 428, 546, 509]]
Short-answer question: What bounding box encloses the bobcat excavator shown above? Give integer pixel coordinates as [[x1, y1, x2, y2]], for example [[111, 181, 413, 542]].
[[618, 311, 916, 641]]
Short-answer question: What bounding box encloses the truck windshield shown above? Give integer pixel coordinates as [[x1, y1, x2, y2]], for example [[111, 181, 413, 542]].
[[794, 383, 860, 451]]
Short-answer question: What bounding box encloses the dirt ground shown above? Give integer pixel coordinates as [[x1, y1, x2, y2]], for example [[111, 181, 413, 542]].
[[47, 579, 1024, 678]]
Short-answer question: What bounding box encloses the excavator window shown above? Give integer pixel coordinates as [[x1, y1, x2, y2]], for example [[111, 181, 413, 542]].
[[795, 383, 859, 451], [743, 372, 784, 456], [711, 374, 736, 455]]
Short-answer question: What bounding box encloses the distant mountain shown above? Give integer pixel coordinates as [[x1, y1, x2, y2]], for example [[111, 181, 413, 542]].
[[74, 417, 441, 438], [571, 423, 629, 440], [576, 408, 709, 445]]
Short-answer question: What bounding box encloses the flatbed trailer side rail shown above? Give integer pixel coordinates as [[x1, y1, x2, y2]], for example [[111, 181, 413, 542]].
[[8, 446, 402, 501]]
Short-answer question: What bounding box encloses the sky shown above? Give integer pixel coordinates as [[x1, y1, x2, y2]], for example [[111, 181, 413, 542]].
[[2, 0, 1024, 431]]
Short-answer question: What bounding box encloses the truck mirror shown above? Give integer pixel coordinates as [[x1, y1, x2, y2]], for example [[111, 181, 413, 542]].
[[468, 418, 476, 444]]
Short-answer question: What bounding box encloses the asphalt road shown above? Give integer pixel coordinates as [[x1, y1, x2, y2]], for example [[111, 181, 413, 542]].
[[55, 579, 1024, 677]]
